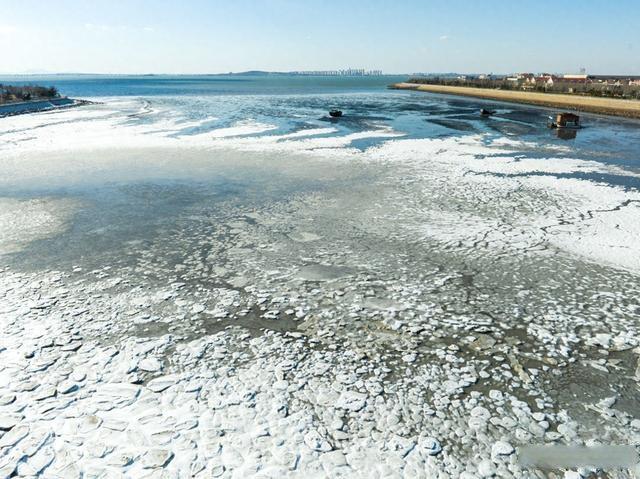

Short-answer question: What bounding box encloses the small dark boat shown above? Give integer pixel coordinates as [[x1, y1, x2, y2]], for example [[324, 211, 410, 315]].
[[480, 108, 496, 116], [548, 112, 580, 129], [329, 109, 343, 118]]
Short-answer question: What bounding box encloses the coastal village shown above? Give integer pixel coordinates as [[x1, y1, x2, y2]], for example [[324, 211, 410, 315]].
[[408, 72, 640, 99], [411, 72, 640, 87], [482, 72, 640, 88]]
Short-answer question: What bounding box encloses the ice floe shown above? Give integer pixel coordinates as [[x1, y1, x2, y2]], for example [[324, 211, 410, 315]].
[[1, 96, 640, 478]]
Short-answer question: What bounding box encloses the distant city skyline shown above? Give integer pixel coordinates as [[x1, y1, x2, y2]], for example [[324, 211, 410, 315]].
[[1, 0, 639, 75]]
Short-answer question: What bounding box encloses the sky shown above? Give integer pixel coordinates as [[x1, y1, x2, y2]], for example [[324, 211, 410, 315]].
[[1, 0, 639, 75]]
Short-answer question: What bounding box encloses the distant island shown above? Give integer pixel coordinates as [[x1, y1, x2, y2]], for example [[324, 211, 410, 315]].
[[391, 73, 640, 119], [0, 84, 90, 118]]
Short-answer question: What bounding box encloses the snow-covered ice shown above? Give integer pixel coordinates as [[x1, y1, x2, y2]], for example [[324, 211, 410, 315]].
[[1, 98, 640, 478]]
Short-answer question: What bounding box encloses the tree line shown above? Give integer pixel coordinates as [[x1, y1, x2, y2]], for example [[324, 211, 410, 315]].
[[0, 84, 60, 104]]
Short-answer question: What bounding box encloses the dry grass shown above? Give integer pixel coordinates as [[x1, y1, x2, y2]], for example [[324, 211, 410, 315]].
[[391, 83, 640, 119]]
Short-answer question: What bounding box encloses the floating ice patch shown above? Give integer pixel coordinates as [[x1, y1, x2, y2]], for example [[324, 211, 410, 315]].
[[203, 126, 404, 155], [275, 127, 337, 139], [296, 264, 355, 282], [0, 197, 81, 255], [288, 231, 322, 243], [363, 297, 408, 311], [206, 120, 277, 138], [364, 134, 640, 273], [527, 176, 640, 272]]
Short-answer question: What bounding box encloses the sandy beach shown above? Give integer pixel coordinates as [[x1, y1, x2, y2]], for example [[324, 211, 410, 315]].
[[391, 82, 640, 118]]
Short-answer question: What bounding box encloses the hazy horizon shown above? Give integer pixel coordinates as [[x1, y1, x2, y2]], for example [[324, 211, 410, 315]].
[[3, 70, 640, 77], [1, 0, 639, 75]]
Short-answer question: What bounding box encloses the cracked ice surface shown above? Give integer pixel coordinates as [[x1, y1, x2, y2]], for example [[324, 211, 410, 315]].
[[1, 101, 640, 478]]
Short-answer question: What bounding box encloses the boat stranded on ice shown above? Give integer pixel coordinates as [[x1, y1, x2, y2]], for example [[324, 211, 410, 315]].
[[548, 112, 581, 129]]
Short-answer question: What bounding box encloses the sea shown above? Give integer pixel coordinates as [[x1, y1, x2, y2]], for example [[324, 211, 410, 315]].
[[2, 73, 639, 177]]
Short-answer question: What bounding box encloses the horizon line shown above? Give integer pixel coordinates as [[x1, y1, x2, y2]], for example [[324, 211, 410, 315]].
[[2, 70, 640, 77], [0, 71, 407, 76]]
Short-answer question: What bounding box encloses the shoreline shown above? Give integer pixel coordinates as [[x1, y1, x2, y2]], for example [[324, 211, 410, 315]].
[[390, 82, 640, 119]]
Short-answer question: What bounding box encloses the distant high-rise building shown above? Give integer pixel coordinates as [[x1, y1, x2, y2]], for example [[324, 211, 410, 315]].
[[290, 69, 383, 76]]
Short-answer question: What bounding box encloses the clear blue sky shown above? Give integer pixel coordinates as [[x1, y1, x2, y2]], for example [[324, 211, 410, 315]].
[[1, 0, 639, 75]]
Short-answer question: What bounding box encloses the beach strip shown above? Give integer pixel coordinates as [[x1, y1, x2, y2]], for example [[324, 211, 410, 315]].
[[390, 82, 640, 119]]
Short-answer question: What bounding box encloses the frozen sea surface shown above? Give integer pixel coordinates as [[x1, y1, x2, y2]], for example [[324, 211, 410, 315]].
[[1, 77, 640, 478]]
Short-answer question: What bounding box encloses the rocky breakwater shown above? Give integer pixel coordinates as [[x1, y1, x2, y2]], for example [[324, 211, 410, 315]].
[[0, 98, 92, 118]]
